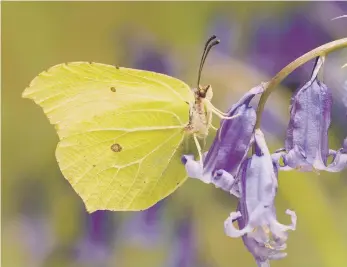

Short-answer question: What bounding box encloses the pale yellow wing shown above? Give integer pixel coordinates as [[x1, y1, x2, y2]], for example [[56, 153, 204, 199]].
[[23, 62, 194, 212]]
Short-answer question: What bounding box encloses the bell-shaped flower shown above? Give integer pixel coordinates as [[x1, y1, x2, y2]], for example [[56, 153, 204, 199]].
[[122, 200, 165, 247], [165, 209, 197, 267], [181, 85, 264, 197], [343, 80, 347, 109], [224, 129, 297, 267], [273, 57, 347, 172]]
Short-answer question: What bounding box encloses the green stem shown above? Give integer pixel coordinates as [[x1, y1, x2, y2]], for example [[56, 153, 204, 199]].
[[254, 37, 347, 130]]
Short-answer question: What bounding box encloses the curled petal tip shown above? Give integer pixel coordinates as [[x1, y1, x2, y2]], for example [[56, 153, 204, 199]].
[[181, 155, 188, 165], [212, 169, 239, 197], [182, 154, 204, 181], [224, 211, 249, 238], [285, 209, 297, 231], [181, 154, 195, 164], [214, 169, 223, 180]]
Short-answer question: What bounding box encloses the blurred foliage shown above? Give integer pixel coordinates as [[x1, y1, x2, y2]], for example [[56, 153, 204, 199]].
[[2, 2, 347, 267]]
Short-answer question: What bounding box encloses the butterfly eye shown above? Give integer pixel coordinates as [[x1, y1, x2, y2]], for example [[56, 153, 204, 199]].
[[198, 89, 206, 98]]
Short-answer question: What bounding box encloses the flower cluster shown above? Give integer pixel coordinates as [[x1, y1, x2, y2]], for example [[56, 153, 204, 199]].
[[182, 56, 347, 267]]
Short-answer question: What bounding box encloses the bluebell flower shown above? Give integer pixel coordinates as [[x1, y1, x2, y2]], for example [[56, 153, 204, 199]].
[[273, 57, 347, 172], [224, 129, 297, 267], [85, 211, 116, 246], [166, 209, 196, 267], [182, 84, 264, 197], [343, 80, 347, 110], [248, 10, 330, 81], [75, 211, 117, 265], [123, 200, 165, 247], [207, 12, 240, 56]]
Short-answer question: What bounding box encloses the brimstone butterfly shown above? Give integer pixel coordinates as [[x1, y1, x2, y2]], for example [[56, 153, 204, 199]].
[[22, 36, 233, 212]]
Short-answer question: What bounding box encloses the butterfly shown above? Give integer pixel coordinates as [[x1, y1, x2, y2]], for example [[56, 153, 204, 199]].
[[22, 35, 234, 212]]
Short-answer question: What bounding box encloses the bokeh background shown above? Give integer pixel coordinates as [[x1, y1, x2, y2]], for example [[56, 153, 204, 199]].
[[2, 2, 347, 267]]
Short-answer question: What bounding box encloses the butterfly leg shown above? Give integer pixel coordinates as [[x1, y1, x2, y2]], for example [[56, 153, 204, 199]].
[[206, 109, 218, 131], [205, 100, 230, 116], [210, 105, 229, 116], [213, 110, 240, 120], [193, 133, 204, 167], [204, 100, 238, 120]]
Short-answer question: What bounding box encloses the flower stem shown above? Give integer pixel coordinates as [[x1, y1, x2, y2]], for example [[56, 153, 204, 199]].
[[254, 37, 347, 130]]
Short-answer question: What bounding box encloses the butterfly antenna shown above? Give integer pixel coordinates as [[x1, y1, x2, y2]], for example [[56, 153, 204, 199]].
[[197, 35, 220, 88], [199, 35, 217, 72]]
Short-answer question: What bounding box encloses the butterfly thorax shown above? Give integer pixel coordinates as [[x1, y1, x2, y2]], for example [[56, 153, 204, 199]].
[[184, 85, 213, 138]]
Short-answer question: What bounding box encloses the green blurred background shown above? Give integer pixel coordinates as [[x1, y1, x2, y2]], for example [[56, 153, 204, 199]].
[[2, 2, 347, 267]]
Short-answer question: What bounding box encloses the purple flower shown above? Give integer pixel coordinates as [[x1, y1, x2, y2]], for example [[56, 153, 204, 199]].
[[248, 10, 330, 81], [343, 80, 347, 110], [273, 57, 347, 172], [182, 84, 264, 197], [123, 200, 165, 247], [166, 209, 197, 267], [224, 129, 297, 267], [75, 211, 117, 264], [86, 211, 116, 246], [207, 12, 240, 56]]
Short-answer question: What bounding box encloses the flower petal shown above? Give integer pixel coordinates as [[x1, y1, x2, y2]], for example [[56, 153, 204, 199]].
[[326, 147, 347, 172], [181, 155, 205, 181], [213, 170, 240, 197], [282, 146, 311, 172], [269, 209, 297, 240], [224, 211, 250, 238]]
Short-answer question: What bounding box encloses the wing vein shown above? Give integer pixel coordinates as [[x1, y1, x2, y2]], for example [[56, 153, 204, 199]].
[[113, 130, 182, 209], [126, 132, 185, 209]]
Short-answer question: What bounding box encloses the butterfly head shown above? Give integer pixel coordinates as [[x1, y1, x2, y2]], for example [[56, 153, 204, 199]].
[[193, 84, 213, 101]]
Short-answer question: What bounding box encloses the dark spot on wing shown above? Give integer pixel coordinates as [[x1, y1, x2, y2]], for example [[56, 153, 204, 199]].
[[110, 87, 116, 92], [111, 143, 122, 152]]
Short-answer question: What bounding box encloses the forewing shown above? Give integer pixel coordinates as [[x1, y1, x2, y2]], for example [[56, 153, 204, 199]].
[[22, 62, 193, 139]]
